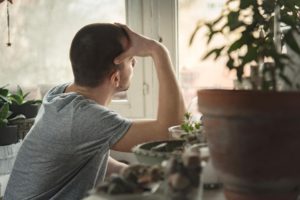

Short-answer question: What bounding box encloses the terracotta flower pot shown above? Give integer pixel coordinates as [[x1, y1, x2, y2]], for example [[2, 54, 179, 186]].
[[197, 89, 300, 200]]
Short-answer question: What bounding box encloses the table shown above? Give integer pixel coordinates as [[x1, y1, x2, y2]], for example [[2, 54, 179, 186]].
[[84, 187, 226, 200]]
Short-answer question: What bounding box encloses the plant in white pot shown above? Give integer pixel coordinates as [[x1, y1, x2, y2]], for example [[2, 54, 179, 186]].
[[191, 0, 300, 199], [168, 112, 203, 143]]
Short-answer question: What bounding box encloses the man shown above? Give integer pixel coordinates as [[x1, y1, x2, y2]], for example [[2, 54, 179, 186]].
[[4, 23, 185, 199]]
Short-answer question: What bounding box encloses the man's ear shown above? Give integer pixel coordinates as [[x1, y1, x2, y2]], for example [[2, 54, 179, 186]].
[[110, 70, 120, 88]]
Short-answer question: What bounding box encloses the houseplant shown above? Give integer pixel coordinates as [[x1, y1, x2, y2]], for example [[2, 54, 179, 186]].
[[191, 0, 300, 199], [8, 85, 41, 139], [0, 103, 18, 146], [168, 112, 204, 143], [1, 85, 40, 139], [9, 85, 42, 119]]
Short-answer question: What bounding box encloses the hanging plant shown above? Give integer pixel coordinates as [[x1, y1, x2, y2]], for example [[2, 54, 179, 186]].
[[1, 0, 13, 46]]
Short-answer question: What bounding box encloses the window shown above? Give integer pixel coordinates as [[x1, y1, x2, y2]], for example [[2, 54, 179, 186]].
[[1, 0, 191, 119], [178, 0, 234, 106], [0, 0, 125, 95], [0, 0, 148, 118]]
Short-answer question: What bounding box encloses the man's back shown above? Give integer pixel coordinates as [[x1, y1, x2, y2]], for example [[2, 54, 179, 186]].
[[4, 84, 131, 200]]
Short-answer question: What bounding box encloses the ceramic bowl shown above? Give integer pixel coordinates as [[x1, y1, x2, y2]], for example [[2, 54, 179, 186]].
[[168, 125, 205, 142], [131, 140, 185, 165]]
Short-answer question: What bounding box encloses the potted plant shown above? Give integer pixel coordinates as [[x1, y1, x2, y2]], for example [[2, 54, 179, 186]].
[[168, 112, 204, 142], [9, 85, 42, 119], [0, 86, 21, 177], [7, 85, 41, 139], [0, 103, 18, 146], [191, 0, 300, 199]]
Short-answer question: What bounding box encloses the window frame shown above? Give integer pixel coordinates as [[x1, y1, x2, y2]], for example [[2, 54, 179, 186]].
[[111, 0, 178, 119]]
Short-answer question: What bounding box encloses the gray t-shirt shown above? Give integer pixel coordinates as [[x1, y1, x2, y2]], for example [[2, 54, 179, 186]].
[[4, 84, 132, 200]]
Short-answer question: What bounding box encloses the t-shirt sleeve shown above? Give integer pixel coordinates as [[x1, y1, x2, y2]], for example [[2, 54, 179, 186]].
[[72, 100, 132, 148]]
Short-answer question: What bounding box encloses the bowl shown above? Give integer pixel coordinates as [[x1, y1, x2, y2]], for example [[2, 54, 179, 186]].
[[168, 125, 206, 143], [131, 140, 185, 165]]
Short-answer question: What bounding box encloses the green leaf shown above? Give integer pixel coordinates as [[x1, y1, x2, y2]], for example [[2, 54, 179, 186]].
[[189, 24, 201, 46], [207, 31, 215, 45], [226, 57, 235, 70], [0, 95, 12, 104], [0, 88, 9, 97], [26, 99, 42, 105], [10, 94, 23, 105], [16, 85, 23, 96], [194, 122, 201, 129], [8, 86, 32, 105], [212, 15, 223, 26], [202, 49, 219, 60], [23, 92, 30, 99], [203, 47, 225, 60], [184, 112, 192, 120], [0, 103, 9, 120], [181, 123, 190, 133], [236, 65, 245, 81]]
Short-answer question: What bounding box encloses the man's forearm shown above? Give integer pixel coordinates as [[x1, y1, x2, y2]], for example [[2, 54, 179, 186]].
[[151, 42, 186, 128]]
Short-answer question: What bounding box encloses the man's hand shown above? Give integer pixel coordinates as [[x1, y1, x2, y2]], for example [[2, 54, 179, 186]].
[[106, 156, 128, 178], [114, 23, 159, 64]]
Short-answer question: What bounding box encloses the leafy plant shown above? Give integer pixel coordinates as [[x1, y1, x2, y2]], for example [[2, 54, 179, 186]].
[[0, 85, 12, 105], [0, 103, 12, 128], [181, 112, 201, 133], [9, 85, 42, 105], [191, 0, 300, 91]]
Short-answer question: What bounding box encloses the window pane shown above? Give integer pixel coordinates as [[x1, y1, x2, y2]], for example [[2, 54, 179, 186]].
[[0, 0, 125, 97], [178, 0, 234, 106]]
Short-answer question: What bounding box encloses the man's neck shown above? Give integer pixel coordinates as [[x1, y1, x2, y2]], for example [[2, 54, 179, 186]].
[[65, 82, 114, 106]]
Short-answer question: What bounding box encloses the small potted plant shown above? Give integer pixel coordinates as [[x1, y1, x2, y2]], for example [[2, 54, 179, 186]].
[[1, 85, 40, 139], [7, 85, 41, 139], [0, 103, 18, 146], [9, 85, 42, 119], [168, 112, 204, 144], [191, 0, 300, 199]]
